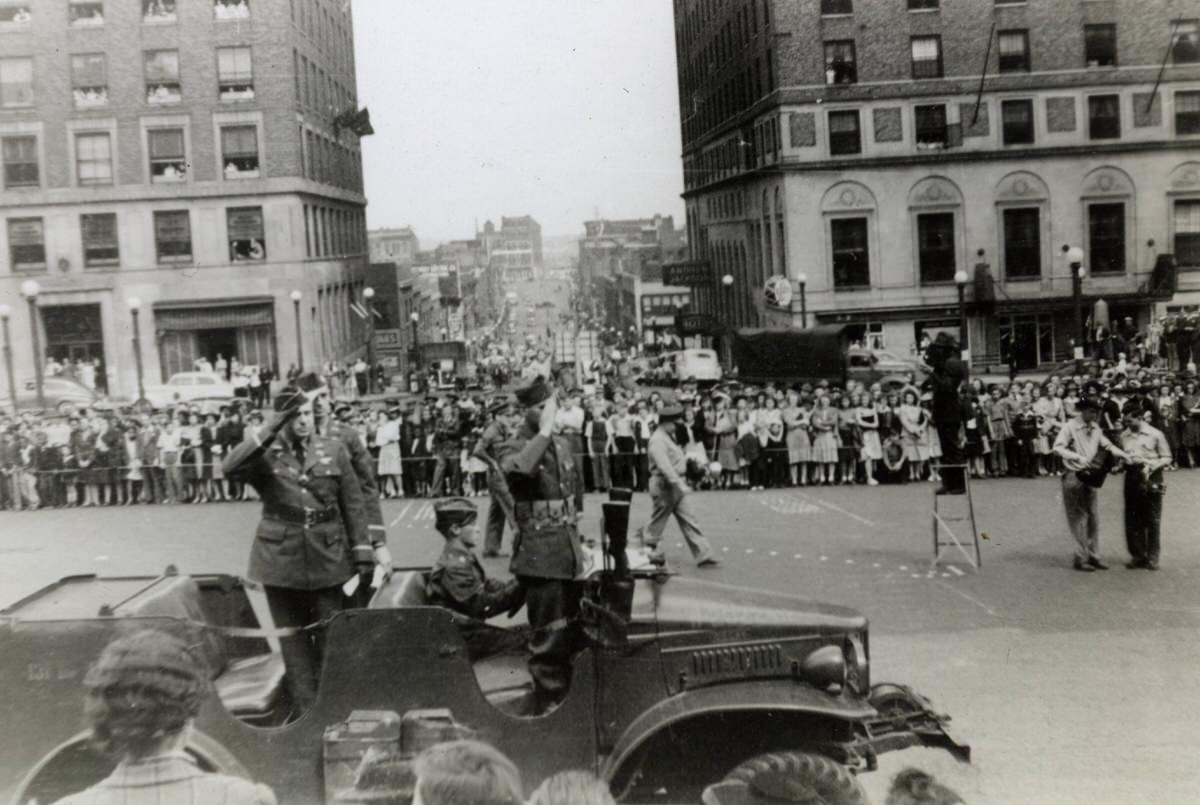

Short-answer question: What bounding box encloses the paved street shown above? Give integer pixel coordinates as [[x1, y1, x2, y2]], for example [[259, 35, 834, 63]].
[[2, 475, 1199, 804]]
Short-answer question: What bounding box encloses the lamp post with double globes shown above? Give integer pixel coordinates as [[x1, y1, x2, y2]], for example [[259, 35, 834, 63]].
[[19, 279, 44, 410], [796, 273, 808, 329], [1065, 246, 1087, 358], [128, 297, 146, 404], [954, 269, 969, 362], [0, 304, 16, 414], [289, 289, 304, 371], [363, 287, 376, 393]]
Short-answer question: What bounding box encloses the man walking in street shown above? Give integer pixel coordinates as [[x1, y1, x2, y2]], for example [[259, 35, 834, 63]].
[[1120, 401, 1172, 570], [475, 396, 518, 557], [637, 404, 719, 568], [1052, 397, 1130, 572]]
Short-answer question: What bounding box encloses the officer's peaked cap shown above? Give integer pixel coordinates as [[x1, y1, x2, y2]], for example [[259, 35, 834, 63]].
[[434, 497, 478, 532]]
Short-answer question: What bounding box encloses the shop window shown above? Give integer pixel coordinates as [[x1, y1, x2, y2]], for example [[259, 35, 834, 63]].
[[7, 217, 46, 272], [145, 50, 181, 105], [1084, 24, 1116, 67], [831, 217, 870, 289], [227, 207, 266, 262], [154, 210, 192, 264], [1003, 208, 1041, 279], [1088, 94, 1121, 139], [1176, 90, 1200, 135], [1175, 200, 1200, 268], [76, 132, 113, 186], [71, 54, 108, 109], [214, 0, 250, 20], [221, 125, 259, 178], [915, 104, 948, 147], [81, 213, 119, 268], [824, 40, 857, 85], [828, 110, 861, 155], [1172, 20, 1199, 65], [0, 4, 31, 26], [998, 30, 1030, 73], [142, 0, 175, 23], [217, 47, 254, 101], [0, 58, 33, 108], [2, 135, 38, 189], [1088, 203, 1125, 274], [908, 0, 938, 9], [69, 1, 104, 26], [148, 128, 186, 182], [1001, 99, 1034, 145], [911, 36, 943, 79], [821, 0, 852, 13], [917, 212, 956, 284]]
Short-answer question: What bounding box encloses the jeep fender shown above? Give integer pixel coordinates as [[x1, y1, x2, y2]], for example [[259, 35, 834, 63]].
[[601, 680, 874, 781]]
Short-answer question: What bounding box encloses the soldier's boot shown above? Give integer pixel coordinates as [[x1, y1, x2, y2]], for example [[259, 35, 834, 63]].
[[602, 501, 631, 577]]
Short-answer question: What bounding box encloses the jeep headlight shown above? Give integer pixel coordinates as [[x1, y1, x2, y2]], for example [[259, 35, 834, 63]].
[[844, 634, 868, 695], [799, 645, 846, 690]]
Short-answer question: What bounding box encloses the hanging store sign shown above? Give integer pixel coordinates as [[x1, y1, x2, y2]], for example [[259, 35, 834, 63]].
[[663, 260, 712, 287]]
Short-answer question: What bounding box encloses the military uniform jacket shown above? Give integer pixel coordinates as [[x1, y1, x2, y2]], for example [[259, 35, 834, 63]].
[[426, 543, 522, 620], [325, 419, 386, 545], [474, 420, 516, 522], [497, 422, 585, 580], [223, 426, 368, 590]]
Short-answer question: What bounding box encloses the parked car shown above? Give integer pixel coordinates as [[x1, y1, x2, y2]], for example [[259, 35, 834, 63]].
[[141, 371, 235, 408], [847, 347, 930, 390], [6, 376, 102, 413]]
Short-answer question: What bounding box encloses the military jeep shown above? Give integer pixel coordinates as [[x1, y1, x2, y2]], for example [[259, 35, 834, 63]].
[[0, 560, 968, 804]]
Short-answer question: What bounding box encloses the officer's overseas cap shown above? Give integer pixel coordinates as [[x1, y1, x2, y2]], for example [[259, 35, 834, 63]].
[[515, 375, 553, 406], [434, 497, 478, 532]]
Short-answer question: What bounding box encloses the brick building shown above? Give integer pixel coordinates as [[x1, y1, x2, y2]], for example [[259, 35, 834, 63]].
[[368, 226, 419, 266], [672, 0, 1196, 370], [0, 0, 370, 400], [482, 215, 543, 281]]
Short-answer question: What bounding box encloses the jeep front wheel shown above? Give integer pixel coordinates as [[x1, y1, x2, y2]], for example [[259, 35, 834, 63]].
[[703, 751, 869, 805]]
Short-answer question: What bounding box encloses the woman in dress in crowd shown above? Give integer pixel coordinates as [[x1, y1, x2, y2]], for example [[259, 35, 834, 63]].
[[409, 409, 432, 498], [192, 414, 216, 503], [855, 391, 881, 486], [122, 421, 143, 505], [217, 409, 245, 500], [1180, 379, 1200, 469], [835, 394, 861, 485], [633, 400, 656, 492], [1155, 384, 1180, 470], [809, 394, 839, 485], [782, 388, 811, 487], [1031, 385, 1057, 476], [203, 413, 226, 502], [759, 394, 787, 488], [735, 406, 759, 490], [923, 395, 942, 484], [699, 396, 718, 461], [376, 408, 403, 498], [94, 415, 123, 505], [963, 391, 989, 479], [898, 390, 929, 483], [608, 399, 636, 491], [74, 417, 100, 507], [713, 393, 739, 489], [585, 398, 611, 493], [179, 412, 201, 503], [1000, 384, 1030, 478], [985, 385, 1011, 477]]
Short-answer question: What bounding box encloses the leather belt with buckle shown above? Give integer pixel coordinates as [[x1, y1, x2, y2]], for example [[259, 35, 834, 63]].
[[264, 504, 339, 527]]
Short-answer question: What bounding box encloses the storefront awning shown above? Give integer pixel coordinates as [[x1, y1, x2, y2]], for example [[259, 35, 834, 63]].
[[152, 297, 275, 331]]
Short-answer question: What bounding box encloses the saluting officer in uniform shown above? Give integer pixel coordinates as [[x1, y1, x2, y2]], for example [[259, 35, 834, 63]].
[[497, 376, 585, 713], [222, 385, 375, 713], [475, 396, 518, 557]]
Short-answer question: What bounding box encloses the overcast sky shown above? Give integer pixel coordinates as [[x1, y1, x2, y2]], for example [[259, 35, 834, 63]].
[[354, 1, 685, 244]]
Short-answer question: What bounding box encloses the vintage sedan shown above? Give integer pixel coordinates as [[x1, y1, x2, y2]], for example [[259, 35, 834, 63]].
[[141, 371, 235, 408]]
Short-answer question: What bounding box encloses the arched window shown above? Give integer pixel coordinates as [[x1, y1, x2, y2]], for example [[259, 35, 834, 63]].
[[1081, 166, 1135, 275], [821, 181, 878, 290], [994, 171, 1051, 281], [908, 177, 965, 285]]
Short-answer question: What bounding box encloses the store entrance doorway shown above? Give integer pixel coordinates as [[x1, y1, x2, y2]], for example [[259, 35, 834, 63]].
[[196, 328, 238, 377]]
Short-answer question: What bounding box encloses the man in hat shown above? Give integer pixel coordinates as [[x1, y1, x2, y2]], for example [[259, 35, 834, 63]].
[[222, 383, 373, 713], [923, 332, 967, 494], [496, 375, 585, 713], [1052, 396, 1131, 572], [426, 497, 525, 660], [638, 404, 719, 567], [475, 396, 519, 557], [1119, 400, 1172, 570]]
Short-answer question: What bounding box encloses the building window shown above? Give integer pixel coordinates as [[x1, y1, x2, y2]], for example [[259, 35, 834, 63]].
[[998, 30, 1030, 73], [2, 135, 37, 189], [1001, 99, 1034, 144], [1088, 203, 1125, 274], [81, 213, 119, 268], [1003, 208, 1041, 279], [214, 0, 250, 20], [0, 58, 33, 108], [917, 212, 956, 284], [227, 207, 266, 261], [75, 132, 113, 185], [820, 0, 852, 15], [914, 104, 948, 147], [908, 0, 939, 9], [911, 36, 943, 79], [144, 50, 181, 104], [71, 54, 108, 108], [1084, 24, 1117, 67], [7, 217, 45, 272], [1088, 94, 1121, 139], [1172, 19, 1199, 65], [0, 4, 31, 26], [828, 110, 861, 155], [69, 1, 104, 26], [142, 0, 176, 23], [1175, 200, 1200, 268], [831, 218, 870, 289], [824, 40, 857, 85], [148, 128, 186, 181], [1176, 91, 1200, 135], [154, 210, 192, 264], [217, 47, 254, 101], [221, 125, 259, 178]]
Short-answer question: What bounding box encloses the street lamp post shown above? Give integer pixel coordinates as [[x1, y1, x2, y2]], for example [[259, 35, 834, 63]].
[[409, 311, 421, 391], [289, 290, 304, 371], [796, 273, 808, 329], [0, 304, 16, 414], [19, 280, 44, 410], [953, 270, 969, 362], [363, 287, 376, 393], [128, 297, 146, 404], [1065, 246, 1086, 358]]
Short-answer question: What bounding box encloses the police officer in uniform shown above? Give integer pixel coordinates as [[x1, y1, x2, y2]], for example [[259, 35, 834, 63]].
[[1119, 400, 1172, 570], [497, 376, 585, 713], [475, 396, 518, 557], [222, 385, 375, 713]]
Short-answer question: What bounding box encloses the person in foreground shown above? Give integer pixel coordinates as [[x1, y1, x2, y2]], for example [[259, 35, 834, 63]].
[[411, 739, 522, 805], [54, 629, 276, 805]]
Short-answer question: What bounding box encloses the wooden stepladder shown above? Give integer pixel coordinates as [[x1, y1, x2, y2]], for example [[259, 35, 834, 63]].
[[931, 464, 981, 571]]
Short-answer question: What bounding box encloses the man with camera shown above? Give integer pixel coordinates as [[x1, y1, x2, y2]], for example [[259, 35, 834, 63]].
[[1119, 401, 1172, 570], [923, 332, 967, 495]]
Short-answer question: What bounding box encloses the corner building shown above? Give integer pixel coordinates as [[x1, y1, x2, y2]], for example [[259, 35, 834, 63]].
[[673, 0, 1198, 370], [0, 0, 370, 399]]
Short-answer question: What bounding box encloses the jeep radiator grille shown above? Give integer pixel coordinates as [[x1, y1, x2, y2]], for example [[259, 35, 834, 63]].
[[691, 643, 784, 678]]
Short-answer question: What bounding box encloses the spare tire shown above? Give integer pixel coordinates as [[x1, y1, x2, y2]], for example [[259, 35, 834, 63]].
[[715, 751, 868, 805]]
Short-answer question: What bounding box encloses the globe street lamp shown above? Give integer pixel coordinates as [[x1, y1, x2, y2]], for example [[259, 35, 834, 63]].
[[363, 287, 376, 393], [953, 269, 969, 361], [289, 290, 304, 371], [127, 297, 146, 404], [796, 273, 808, 329], [1065, 246, 1086, 357], [409, 311, 421, 390], [19, 279, 44, 410], [0, 304, 16, 414]]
